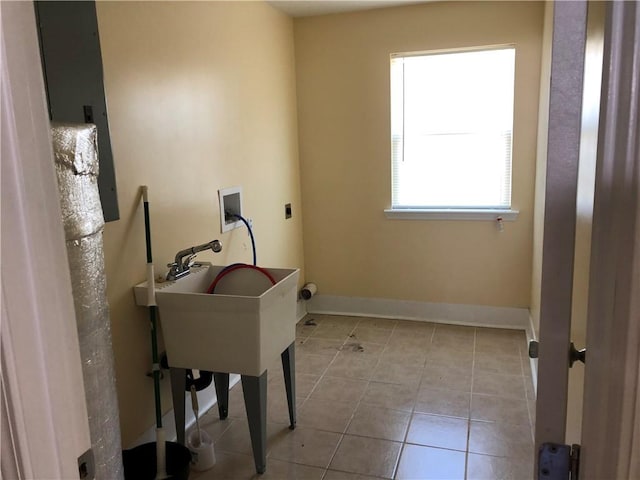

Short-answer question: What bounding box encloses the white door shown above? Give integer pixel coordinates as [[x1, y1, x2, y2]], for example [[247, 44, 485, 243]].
[[578, 0, 640, 477], [535, 1, 640, 477]]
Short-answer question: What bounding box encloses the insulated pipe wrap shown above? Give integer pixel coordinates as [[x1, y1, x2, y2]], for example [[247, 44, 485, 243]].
[[52, 124, 103, 238], [51, 123, 124, 480]]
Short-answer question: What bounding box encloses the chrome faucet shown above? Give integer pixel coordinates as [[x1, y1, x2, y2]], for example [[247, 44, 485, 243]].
[[166, 239, 223, 281]]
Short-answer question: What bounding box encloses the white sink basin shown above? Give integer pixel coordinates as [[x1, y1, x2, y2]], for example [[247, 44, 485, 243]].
[[134, 263, 300, 376]]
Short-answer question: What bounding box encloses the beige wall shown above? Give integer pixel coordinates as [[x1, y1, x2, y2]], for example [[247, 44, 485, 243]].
[[96, 1, 304, 446], [295, 2, 544, 308]]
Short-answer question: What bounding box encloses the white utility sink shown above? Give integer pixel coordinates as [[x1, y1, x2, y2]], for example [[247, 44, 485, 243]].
[[134, 263, 300, 376]]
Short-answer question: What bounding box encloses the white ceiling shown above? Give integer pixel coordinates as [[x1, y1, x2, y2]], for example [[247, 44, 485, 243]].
[[267, 0, 430, 18]]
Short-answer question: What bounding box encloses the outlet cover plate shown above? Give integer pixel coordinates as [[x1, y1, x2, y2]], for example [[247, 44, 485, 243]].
[[219, 186, 243, 233]]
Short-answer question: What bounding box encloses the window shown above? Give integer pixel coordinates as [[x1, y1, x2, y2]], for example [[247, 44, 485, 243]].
[[388, 46, 517, 219]]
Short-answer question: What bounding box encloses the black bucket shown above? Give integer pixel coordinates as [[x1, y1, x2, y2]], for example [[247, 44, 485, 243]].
[[123, 441, 191, 480]]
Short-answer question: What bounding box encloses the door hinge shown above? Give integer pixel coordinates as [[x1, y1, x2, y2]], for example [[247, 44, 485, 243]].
[[78, 448, 95, 479], [538, 443, 580, 479]]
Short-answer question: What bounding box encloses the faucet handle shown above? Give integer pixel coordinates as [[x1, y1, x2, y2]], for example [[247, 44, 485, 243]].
[[183, 254, 197, 268]]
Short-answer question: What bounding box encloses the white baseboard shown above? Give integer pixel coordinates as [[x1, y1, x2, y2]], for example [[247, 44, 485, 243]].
[[129, 373, 241, 449], [306, 294, 530, 330]]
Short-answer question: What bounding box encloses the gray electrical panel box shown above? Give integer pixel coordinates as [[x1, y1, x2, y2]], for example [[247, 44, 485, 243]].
[[35, 1, 120, 222]]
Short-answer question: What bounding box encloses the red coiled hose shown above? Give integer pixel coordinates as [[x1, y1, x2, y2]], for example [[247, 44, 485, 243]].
[[206, 264, 276, 294]]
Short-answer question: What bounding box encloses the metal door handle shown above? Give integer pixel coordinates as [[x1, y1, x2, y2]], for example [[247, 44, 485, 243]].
[[528, 340, 585, 368]]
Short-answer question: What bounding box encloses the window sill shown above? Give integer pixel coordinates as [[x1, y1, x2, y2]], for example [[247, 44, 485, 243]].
[[384, 208, 519, 221]]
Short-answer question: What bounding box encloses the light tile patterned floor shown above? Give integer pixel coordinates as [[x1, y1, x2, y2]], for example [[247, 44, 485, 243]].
[[191, 315, 536, 480]]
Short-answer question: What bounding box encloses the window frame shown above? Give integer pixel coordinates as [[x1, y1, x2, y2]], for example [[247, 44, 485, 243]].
[[387, 45, 520, 221]]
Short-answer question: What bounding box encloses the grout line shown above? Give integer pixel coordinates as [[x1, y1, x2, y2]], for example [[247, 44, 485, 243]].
[[288, 316, 347, 477], [323, 466, 390, 480], [317, 315, 367, 473], [383, 319, 405, 480], [390, 322, 436, 479], [465, 327, 477, 480], [326, 316, 414, 479]]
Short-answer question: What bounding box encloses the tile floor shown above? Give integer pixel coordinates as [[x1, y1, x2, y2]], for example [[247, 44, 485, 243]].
[[191, 315, 536, 480]]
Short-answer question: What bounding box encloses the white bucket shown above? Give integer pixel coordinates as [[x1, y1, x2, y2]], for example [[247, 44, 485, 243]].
[[187, 429, 216, 471]]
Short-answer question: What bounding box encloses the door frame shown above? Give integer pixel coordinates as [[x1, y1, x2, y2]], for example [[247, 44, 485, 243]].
[[1, 2, 92, 478], [535, 0, 588, 450]]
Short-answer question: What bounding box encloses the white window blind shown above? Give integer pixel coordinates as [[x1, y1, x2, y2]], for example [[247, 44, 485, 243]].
[[390, 47, 515, 210]]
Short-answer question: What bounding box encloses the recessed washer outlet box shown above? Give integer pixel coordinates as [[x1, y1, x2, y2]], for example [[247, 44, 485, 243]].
[[219, 186, 243, 233]]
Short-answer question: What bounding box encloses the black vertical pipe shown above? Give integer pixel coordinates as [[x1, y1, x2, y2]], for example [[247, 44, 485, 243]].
[[142, 195, 162, 429]]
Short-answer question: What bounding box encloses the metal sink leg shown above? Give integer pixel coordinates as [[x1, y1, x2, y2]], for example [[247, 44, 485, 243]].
[[281, 342, 296, 429], [213, 372, 230, 419], [242, 371, 268, 475]]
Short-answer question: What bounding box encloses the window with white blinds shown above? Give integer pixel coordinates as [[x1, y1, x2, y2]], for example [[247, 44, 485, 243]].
[[390, 46, 515, 211]]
